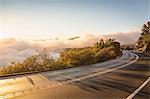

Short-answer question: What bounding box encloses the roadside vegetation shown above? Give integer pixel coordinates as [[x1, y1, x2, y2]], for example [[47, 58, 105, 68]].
[[135, 21, 150, 55], [121, 44, 134, 50], [0, 39, 121, 76]]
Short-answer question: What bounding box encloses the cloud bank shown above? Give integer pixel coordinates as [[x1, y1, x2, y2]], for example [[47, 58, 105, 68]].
[[0, 31, 140, 66], [102, 31, 140, 45]]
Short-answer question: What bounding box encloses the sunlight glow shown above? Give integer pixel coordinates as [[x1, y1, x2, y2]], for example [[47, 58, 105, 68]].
[[0, 33, 6, 39]]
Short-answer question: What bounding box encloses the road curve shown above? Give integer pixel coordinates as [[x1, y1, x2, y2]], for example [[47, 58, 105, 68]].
[[0, 51, 149, 99]]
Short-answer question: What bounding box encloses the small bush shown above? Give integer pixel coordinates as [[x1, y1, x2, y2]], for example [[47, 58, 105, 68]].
[[0, 39, 122, 76]]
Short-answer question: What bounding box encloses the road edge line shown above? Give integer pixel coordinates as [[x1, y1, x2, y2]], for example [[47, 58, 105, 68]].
[[62, 51, 139, 84], [126, 77, 150, 99]]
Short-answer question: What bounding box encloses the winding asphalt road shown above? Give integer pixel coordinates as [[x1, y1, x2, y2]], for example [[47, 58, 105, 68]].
[[0, 50, 149, 99]]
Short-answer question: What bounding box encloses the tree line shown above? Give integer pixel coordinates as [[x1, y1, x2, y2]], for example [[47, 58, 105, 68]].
[[0, 39, 121, 76], [135, 21, 150, 54]]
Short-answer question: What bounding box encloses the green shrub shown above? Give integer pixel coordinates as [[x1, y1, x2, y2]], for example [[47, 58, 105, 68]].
[[0, 39, 122, 76]]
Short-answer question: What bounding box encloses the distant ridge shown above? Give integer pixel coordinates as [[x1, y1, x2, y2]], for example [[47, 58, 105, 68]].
[[68, 36, 80, 40]]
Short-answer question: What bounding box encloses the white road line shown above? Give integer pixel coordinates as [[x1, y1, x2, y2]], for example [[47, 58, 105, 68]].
[[62, 52, 139, 84], [24, 51, 139, 90], [12, 51, 138, 91], [126, 77, 150, 99], [42, 51, 138, 87], [0, 51, 139, 98]]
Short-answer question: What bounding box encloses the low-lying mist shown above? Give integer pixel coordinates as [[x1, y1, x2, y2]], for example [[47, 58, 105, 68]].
[[0, 31, 140, 66]]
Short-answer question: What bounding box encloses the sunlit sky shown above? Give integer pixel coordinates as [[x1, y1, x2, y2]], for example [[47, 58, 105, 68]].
[[0, 0, 149, 39]]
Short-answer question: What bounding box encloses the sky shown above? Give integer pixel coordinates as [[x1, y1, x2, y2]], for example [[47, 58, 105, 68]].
[[0, 0, 149, 66], [0, 0, 149, 39]]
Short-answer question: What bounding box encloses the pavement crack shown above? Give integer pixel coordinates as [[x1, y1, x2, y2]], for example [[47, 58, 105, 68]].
[[26, 77, 35, 86]]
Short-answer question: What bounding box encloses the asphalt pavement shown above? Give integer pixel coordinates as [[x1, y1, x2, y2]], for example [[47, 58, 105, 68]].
[[0, 51, 149, 99]]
